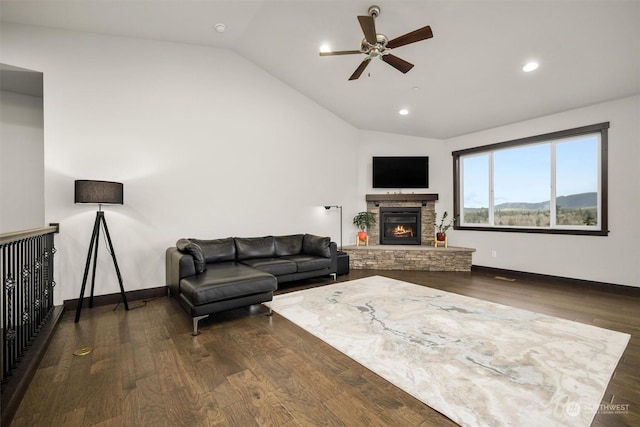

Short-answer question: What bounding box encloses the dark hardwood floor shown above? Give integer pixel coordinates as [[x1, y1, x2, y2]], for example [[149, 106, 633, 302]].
[[10, 270, 640, 426]]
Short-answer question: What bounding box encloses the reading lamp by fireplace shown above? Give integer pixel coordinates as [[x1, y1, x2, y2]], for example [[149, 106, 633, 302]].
[[324, 205, 343, 250]]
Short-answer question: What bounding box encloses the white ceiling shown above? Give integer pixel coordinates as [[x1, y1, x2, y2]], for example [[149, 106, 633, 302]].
[[2, 0, 639, 139]]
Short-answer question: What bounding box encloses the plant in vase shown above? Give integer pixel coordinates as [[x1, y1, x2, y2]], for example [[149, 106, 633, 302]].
[[434, 211, 457, 241], [352, 211, 377, 243]]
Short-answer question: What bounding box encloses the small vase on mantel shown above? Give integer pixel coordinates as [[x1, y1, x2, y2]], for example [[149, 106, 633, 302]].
[[436, 232, 446, 242]]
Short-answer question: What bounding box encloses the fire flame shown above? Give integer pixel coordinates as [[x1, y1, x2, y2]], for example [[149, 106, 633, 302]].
[[392, 225, 414, 237]]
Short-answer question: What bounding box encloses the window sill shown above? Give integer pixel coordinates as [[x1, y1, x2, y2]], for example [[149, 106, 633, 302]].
[[455, 226, 608, 236]]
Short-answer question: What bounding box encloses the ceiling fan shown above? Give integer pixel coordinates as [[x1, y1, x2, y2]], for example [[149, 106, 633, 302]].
[[320, 5, 433, 80]]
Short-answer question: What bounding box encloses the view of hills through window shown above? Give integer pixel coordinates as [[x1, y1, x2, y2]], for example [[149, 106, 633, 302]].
[[461, 135, 599, 228], [464, 192, 598, 227]]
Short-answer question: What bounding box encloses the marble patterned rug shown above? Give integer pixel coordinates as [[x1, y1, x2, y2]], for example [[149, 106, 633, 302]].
[[266, 275, 630, 427]]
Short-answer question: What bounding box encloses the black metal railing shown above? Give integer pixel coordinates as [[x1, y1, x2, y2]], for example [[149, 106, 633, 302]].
[[1, 225, 58, 388]]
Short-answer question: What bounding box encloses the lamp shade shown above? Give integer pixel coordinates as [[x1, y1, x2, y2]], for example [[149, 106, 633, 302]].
[[74, 180, 123, 204]]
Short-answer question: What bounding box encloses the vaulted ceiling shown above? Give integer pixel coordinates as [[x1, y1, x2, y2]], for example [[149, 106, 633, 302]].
[[2, 1, 639, 139]]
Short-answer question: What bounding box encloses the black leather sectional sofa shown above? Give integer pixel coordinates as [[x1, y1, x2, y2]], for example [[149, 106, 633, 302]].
[[166, 234, 337, 335]]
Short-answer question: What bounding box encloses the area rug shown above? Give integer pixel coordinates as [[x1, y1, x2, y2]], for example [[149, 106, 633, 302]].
[[266, 276, 629, 427]]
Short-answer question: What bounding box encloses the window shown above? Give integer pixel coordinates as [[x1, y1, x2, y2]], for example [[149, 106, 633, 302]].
[[453, 122, 608, 235]]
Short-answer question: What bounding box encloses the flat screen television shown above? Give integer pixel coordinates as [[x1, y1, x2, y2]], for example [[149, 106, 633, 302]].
[[372, 156, 429, 188]]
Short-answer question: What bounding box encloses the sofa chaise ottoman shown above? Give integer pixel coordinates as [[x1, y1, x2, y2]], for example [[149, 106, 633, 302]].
[[166, 234, 337, 335]]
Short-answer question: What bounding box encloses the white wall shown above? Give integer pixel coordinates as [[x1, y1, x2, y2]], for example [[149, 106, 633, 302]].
[[356, 130, 447, 198], [354, 129, 449, 242], [0, 23, 359, 305], [445, 96, 640, 287], [0, 90, 44, 232]]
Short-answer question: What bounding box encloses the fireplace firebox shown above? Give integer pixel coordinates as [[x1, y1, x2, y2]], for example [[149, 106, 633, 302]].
[[379, 207, 421, 245]]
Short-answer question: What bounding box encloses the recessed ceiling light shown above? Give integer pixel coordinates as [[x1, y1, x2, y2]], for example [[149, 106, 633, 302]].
[[523, 61, 539, 72], [319, 44, 331, 53], [214, 23, 226, 33], [399, 109, 409, 116]]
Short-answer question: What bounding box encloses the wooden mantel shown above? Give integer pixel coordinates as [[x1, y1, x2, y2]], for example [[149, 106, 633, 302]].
[[365, 193, 438, 206]]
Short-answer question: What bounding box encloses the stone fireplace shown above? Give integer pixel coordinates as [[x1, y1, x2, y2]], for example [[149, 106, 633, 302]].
[[343, 193, 475, 271], [365, 193, 438, 246]]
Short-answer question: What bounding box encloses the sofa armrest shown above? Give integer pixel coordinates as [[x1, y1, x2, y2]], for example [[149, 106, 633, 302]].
[[166, 247, 196, 296], [329, 242, 337, 275]]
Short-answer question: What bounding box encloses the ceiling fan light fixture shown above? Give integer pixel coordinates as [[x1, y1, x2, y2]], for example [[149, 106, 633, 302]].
[[399, 108, 409, 116], [320, 5, 433, 80], [523, 61, 539, 72], [319, 44, 331, 53]]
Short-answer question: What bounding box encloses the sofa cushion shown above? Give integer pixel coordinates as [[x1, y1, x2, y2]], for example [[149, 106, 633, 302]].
[[274, 234, 304, 256], [176, 238, 206, 274], [240, 258, 298, 276], [235, 236, 276, 261], [302, 234, 331, 258], [180, 262, 277, 306], [283, 254, 331, 272], [191, 238, 236, 263]]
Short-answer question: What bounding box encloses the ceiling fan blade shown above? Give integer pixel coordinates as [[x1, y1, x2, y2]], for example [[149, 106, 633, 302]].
[[386, 25, 433, 49], [358, 15, 377, 45], [349, 58, 372, 80], [382, 54, 414, 74], [319, 50, 362, 56]]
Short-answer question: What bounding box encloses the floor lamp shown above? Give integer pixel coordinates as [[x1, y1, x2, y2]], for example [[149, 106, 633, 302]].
[[324, 205, 343, 251], [74, 180, 129, 322]]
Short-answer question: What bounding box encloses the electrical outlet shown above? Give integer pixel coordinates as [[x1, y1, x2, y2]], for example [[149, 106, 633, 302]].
[[491, 250, 497, 258]]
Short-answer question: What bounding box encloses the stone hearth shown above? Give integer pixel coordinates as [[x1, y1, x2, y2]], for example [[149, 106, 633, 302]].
[[343, 245, 475, 272]]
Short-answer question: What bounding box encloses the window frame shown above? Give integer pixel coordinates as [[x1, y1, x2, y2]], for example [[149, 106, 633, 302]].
[[452, 122, 609, 236]]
